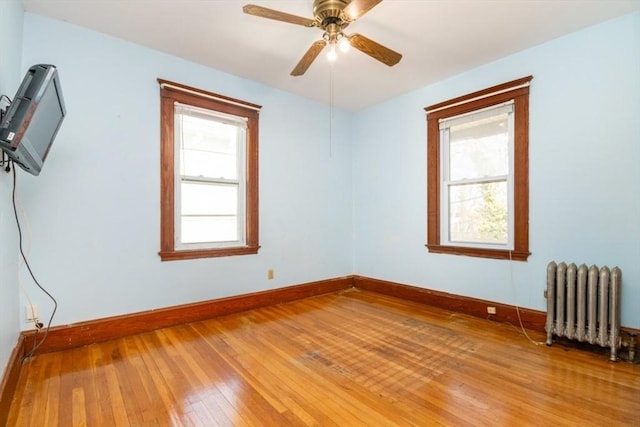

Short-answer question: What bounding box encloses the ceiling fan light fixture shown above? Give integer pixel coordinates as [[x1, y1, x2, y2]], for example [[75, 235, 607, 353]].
[[338, 36, 350, 53], [327, 43, 338, 62]]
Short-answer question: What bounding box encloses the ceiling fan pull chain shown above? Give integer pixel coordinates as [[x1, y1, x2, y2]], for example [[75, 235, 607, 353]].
[[329, 63, 335, 158]]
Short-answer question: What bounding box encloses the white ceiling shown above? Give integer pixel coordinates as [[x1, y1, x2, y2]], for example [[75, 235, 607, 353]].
[[23, 0, 640, 111]]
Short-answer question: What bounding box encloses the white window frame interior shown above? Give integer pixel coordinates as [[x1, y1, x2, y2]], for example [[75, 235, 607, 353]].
[[173, 102, 247, 250], [439, 101, 515, 250]]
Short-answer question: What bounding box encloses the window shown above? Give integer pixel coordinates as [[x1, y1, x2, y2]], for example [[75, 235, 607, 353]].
[[425, 76, 532, 261], [158, 79, 261, 261]]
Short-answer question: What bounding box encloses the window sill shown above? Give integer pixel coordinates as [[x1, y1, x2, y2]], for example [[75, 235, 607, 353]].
[[426, 244, 530, 261], [159, 245, 260, 261]]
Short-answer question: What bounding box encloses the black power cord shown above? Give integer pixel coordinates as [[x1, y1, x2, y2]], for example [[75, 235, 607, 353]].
[[10, 162, 58, 359]]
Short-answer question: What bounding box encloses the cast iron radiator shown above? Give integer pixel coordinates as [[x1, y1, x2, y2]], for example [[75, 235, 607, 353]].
[[545, 261, 622, 361]]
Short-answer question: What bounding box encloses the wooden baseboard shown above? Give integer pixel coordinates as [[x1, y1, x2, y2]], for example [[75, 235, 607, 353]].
[[22, 276, 354, 355], [0, 336, 25, 425], [353, 275, 640, 361], [18, 273, 640, 360], [354, 275, 547, 331]]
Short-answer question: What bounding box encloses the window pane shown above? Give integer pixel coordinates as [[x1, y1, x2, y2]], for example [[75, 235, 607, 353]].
[[181, 216, 238, 243], [449, 112, 509, 181], [181, 182, 237, 216], [449, 181, 508, 244], [180, 114, 238, 180], [180, 182, 239, 244]]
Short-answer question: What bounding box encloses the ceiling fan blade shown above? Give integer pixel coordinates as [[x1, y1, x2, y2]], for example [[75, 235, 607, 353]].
[[291, 40, 327, 76], [243, 4, 316, 27], [347, 33, 402, 67], [343, 0, 383, 22]]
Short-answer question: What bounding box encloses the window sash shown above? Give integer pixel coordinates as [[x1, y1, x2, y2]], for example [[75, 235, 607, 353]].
[[439, 103, 515, 250], [174, 105, 247, 250]]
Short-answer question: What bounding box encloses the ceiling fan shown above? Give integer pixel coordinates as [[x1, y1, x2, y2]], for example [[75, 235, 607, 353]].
[[243, 0, 402, 76]]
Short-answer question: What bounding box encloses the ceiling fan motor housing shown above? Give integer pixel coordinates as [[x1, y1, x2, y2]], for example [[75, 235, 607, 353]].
[[313, 0, 350, 28]]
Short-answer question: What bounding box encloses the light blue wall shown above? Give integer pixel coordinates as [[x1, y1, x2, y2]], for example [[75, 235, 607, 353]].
[[19, 13, 353, 328], [352, 12, 640, 328], [0, 0, 23, 376], [16, 11, 640, 333]]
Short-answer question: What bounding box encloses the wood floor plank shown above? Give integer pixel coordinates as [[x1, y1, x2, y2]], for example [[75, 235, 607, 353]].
[[88, 344, 118, 425], [42, 351, 62, 426], [71, 386, 87, 426], [7, 289, 640, 426]]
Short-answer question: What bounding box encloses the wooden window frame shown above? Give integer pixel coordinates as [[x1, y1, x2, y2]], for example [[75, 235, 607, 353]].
[[158, 79, 261, 261], [425, 76, 532, 261]]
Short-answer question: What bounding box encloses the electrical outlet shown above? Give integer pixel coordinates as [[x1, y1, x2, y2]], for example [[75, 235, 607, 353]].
[[26, 304, 38, 321], [487, 306, 496, 315], [267, 269, 274, 280]]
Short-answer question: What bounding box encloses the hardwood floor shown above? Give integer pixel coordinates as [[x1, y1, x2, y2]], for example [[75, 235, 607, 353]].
[[7, 289, 640, 426]]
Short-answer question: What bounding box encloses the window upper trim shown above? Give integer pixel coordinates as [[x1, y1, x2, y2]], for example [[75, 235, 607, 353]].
[[158, 79, 262, 111], [424, 76, 532, 261], [158, 79, 261, 261]]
